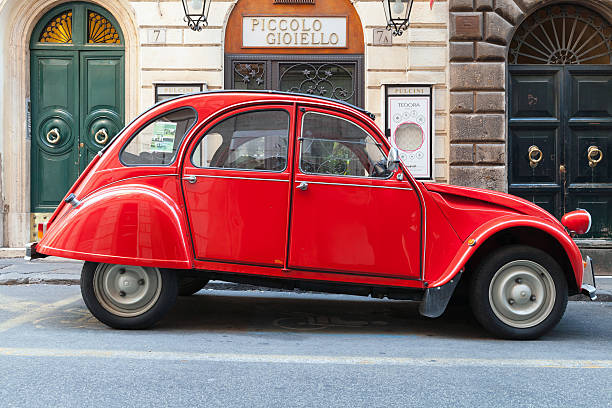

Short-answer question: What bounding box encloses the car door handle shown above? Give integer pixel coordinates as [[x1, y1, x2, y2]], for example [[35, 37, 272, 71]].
[[296, 181, 308, 191], [183, 175, 197, 184]]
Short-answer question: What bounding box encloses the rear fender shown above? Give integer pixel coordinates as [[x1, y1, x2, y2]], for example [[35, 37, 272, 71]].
[[37, 185, 192, 269], [429, 216, 582, 288]]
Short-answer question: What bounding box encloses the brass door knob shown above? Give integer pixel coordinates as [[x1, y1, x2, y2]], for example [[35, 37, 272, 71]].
[[587, 145, 603, 168], [46, 128, 61, 144], [94, 128, 109, 145], [528, 145, 543, 168]]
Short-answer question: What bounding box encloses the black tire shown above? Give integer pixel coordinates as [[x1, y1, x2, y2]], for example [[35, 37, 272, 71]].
[[469, 245, 568, 340], [80, 262, 178, 329], [178, 277, 209, 296]]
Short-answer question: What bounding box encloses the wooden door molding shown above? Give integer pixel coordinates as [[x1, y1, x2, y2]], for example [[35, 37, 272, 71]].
[[224, 0, 364, 55]]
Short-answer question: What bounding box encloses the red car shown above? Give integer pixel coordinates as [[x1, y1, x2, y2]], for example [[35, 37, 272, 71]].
[[27, 91, 597, 339]]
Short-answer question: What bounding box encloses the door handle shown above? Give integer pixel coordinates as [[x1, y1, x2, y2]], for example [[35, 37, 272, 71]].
[[588, 145, 603, 168], [183, 175, 197, 184], [528, 145, 543, 169], [296, 181, 308, 191], [46, 128, 61, 144], [94, 128, 109, 145]]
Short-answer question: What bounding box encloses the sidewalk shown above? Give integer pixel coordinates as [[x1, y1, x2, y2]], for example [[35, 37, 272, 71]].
[[1, 257, 611, 301]]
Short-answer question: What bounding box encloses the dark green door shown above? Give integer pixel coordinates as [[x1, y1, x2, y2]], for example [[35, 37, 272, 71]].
[[508, 66, 612, 238], [30, 2, 124, 212]]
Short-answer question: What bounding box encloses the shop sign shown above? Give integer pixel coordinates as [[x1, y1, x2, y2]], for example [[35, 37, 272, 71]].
[[242, 16, 347, 48], [385, 85, 433, 179], [154, 83, 206, 103]]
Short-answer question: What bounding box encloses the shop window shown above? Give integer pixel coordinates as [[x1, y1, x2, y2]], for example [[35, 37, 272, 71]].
[[192, 110, 290, 171]]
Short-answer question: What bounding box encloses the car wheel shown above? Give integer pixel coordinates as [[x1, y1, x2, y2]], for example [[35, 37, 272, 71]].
[[80, 262, 178, 329], [470, 245, 568, 340], [178, 277, 209, 296]]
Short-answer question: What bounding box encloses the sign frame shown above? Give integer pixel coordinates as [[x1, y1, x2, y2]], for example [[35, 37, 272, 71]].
[[384, 84, 434, 180], [154, 83, 207, 103]]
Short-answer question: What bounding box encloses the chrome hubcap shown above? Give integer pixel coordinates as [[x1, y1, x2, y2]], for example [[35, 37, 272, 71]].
[[93, 264, 162, 317], [488, 260, 556, 329]]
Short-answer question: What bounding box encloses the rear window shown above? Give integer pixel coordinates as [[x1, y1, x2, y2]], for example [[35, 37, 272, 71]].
[[120, 107, 197, 166]]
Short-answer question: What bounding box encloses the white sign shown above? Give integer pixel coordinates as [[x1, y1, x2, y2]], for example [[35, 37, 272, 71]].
[[387, 91, 432, 179], [147, 28, 166, 44], [243, 16, 347, 48]]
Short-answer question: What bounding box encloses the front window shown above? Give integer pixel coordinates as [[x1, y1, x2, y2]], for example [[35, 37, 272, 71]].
[[299, 112, 388, 178], [191, 110, 290, 172], [120, 107, 197, 166]]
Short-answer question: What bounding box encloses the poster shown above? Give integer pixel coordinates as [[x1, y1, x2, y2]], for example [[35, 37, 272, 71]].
[[150, 122, 177, 153], [385, 86, 432, 179]]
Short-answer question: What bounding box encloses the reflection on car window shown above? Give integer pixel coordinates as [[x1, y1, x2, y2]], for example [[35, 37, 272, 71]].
[[299, 112, 388, 178], [121, 108, 196, 166], [191, 110, 289, 172]]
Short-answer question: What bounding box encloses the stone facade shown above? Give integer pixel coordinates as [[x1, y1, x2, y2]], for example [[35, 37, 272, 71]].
[[0, 0, 450, 248]]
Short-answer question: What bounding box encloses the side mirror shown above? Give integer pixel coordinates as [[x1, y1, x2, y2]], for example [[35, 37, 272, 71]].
[[387, 146, 401, 174]]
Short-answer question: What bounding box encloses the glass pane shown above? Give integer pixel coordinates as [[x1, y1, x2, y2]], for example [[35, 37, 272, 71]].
[[233, 63, 266, 90], [88, 11, 121, 44], [121, 108, 196, 166], [39, 11, 73, 43], [279, 63, 356, 105], [300, 112, 388, 178], [192, 110, 289, 171]]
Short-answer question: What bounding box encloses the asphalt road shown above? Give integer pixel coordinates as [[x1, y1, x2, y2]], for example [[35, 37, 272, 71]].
[[0, 285, 611, 408]]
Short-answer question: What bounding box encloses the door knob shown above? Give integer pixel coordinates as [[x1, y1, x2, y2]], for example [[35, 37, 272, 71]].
[[94, 128, 109, 145], [587, 145, 603, 168], [296, 181, 308, 191], [183, 175, 197, 184], [46, 128, 61, 144], [528, 145, 543, 169]]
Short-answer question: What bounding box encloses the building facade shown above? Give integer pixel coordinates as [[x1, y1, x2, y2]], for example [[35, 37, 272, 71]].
[[0, 0, 610, 263]]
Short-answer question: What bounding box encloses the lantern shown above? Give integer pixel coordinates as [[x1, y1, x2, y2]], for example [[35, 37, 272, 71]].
[[382, 0, 414, 36], [182, 0, 211, 31]]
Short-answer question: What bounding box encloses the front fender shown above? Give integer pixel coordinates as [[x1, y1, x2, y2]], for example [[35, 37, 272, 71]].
[[429, 215, 583, 288], [37, 185, 192, 269]]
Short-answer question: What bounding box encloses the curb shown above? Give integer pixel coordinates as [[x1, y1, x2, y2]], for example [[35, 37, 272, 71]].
[[2, 278, 611, 302]]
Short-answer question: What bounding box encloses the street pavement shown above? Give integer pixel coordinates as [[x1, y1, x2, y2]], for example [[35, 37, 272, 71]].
[[0, 284, 611, 407]]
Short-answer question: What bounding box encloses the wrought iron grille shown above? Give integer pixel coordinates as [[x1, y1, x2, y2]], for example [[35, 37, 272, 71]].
[[510, 4, 612, 64], [233, 63, 266, 90], [279, 63, 355, 104]]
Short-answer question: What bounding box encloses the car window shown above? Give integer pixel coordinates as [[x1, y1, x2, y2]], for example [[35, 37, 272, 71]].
[[191, 110, 289, 172], [299, 112, 388, 178], [121, 108, 197, 166]]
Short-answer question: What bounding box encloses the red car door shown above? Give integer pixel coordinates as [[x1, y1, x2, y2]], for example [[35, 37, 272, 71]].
[[288, 107, 422, 279], [182, 106, 294, 267]]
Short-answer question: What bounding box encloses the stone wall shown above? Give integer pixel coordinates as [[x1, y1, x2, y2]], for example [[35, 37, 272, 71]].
[[448, 0, 538, 191]]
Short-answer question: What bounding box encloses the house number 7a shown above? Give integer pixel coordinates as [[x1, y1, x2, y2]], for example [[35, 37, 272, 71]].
[[373, 28, 392, 46]]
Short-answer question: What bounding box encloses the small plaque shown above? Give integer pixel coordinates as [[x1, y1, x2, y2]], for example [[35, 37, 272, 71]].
[[155, 83, 206, 103], [373, 28, 392, 46], [455, 16, 480, 37], [147, 28, 167, 44]]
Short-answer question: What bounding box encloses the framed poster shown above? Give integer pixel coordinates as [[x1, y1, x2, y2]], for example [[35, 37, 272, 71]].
[[384, 85, 433, 180]]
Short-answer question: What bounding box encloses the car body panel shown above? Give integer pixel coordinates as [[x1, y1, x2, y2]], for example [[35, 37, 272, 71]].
[[35, 91, 585, 295]]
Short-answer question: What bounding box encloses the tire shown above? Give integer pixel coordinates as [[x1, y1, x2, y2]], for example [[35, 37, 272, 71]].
[[80, 262, 178, 329], [469, 245, 568, 340], [178, 277, 209, 296]]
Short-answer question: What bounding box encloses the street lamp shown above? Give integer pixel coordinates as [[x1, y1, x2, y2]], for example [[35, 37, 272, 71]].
[[182, 0, 211, 31], [382, 0, 414, 36]]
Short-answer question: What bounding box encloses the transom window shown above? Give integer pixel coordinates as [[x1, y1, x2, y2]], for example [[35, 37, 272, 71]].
[[299, 112, 388, 178], [121, 108, 197, 166], [191, 110, 290, 172]]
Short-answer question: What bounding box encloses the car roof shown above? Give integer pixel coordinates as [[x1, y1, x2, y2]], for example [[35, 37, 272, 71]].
[[155, 90, 376, 120]]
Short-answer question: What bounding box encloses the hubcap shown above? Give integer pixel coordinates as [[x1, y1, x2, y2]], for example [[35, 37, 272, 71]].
[[93, 264, 162, 317], [488, 260, 556, 329]]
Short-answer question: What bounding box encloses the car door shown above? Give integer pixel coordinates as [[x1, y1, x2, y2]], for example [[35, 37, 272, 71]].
[[182, 106, 294, 267], [288, 107, 422, 279]]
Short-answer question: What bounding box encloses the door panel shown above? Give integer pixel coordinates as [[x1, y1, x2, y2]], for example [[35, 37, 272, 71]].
[[289, 108, 421, 279], [31, 51, 79, 212], [80, 52, 124, 171], [510, 73, 559, 119], [182, 107, 293, 267]]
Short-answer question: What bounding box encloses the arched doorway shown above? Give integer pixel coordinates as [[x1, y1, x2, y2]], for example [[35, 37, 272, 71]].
[[508, 3, 612, 238], [224, 0, 365, 107], [29, 2, 124, 214]]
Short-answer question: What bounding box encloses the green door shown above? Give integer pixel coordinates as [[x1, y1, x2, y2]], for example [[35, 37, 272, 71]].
[[30, 2, 124, 212]]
